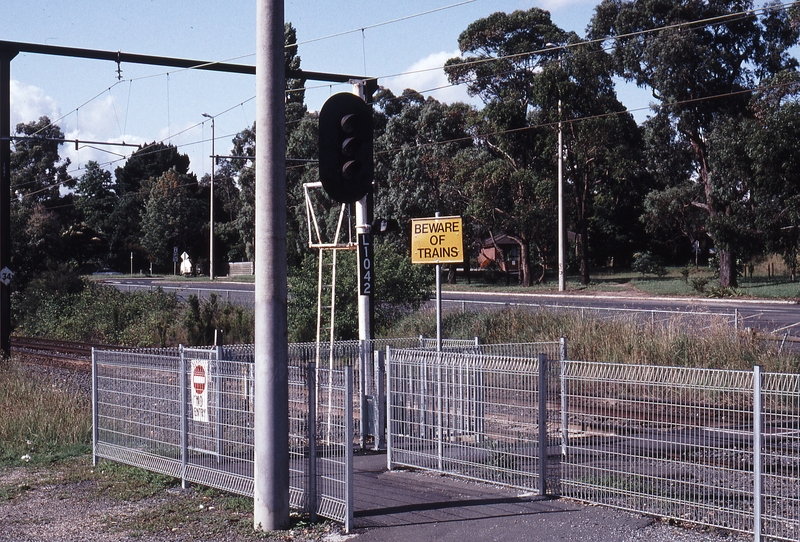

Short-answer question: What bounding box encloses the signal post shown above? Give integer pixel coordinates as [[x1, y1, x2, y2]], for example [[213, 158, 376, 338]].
[[318, 86, 375, 342]]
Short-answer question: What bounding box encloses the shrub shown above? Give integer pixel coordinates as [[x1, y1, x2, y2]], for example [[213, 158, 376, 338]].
[[691, 277, 709, 293], [632, 252, 667, 277]]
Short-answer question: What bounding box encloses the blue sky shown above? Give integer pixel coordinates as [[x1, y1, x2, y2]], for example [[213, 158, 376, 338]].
[[1, 0, 650, 179]]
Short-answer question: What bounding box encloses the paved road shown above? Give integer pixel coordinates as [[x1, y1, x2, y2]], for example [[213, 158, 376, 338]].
[[99, 277, 800, 337], [100, 277, 256, 307], [437, 290, 800, 337]]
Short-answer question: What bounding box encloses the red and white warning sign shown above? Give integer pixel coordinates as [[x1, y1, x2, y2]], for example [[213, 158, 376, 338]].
[[191, 360, 209, 422]]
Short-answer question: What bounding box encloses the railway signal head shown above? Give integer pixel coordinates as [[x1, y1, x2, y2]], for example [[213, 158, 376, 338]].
[[318, 92, 373, 204]]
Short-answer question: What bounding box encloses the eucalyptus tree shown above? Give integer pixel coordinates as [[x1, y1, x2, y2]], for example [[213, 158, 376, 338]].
[[10, 116, 74, 204], [590, 0, 800, 287], [746, 74, 800, 280], [75, 161, 118, 265], [109, 142, 192, 267], [445, 8, 646, 285], [374, 89, 473, 220], [9, 117, 76, 279], [372, 89, 476, 282], [140, 168, 205, 269], [218, 21, 309, 266]]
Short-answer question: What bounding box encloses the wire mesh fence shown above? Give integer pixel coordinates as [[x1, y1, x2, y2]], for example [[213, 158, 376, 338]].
[[94, 338, 800, 539], [561, 362, 758, 536], [92, 347, 354, 528], [387, 346, 563, 494], [386, 348, 800, 541]]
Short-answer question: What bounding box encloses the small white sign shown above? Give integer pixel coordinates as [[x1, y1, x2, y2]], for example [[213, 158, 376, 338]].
[[191, 360, 209, 423], [0, 267, 13, 286]]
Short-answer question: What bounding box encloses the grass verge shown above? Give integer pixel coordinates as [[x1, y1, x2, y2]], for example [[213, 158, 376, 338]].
[[0, 361, 91, 466]]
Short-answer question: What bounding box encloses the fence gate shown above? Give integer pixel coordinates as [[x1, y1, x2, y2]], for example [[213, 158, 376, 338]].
[[386, 348, 562, 494]]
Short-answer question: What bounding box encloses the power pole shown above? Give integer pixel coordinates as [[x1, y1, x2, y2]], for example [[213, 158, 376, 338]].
[[253, 0, 290, 532]]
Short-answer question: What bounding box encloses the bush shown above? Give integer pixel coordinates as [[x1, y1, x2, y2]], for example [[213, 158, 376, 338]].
[[631, 252, 667, 277], [388, 306, 800, 372], [12, 271, 183, 346], [691, 277, 709, 293], [288, 241, 434, 342], [184, 293, 254, 346]]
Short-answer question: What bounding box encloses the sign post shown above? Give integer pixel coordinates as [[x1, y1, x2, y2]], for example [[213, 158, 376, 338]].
[[410, 215, 463, 351]]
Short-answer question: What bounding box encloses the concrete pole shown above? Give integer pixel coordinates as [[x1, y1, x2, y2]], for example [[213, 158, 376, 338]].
[[202, 113, 216, 280], [210, 118, 215, 280], [0, 50, 17, 358], [253, 0, 289, 532]]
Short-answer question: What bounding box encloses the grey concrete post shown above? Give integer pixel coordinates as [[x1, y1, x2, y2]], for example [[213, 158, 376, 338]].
[[253, 0, 290, 531]]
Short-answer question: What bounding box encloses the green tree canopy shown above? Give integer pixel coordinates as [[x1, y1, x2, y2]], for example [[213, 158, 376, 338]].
[[445, 8, 646, 285], [590, 0, 800, 286]]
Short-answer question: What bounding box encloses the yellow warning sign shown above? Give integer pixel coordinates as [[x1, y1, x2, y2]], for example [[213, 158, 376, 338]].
[[411, 216, 463, 264]]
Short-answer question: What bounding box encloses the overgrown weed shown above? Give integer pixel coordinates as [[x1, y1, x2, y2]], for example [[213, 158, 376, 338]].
[[0, 362, 91, 466], [391, 307, 800, 372]]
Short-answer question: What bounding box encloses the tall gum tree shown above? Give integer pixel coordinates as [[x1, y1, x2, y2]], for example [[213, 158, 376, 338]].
[[445, 8, 645, 285], [589, 0, 799, 287]]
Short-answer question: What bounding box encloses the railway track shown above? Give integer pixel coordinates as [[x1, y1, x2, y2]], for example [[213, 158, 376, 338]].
[[10, 337, 102, 372]]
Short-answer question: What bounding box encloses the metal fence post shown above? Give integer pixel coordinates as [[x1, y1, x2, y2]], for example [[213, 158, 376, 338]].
[[437, 351, 443, 471], [307, 363, 317, 522], [559, 338, 568, 459], [91, 348, 98, 467], [214, 342, 223, 464], [374, 349, 386, 451], [538, 353, 548, 496], [753, 364, 763, 541], [386, 347, 393, 469], [344, 365, 354, 533], [179, 345, 188, 489]]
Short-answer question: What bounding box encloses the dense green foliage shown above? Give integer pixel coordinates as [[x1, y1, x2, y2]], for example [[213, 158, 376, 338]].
[[11, 267, 254, 347], [288, 241, 434, 342], [12, 267, 183, 346]]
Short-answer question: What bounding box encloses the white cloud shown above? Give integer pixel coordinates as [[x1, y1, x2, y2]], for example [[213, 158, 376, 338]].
[[10, 80, 61, 128], [63, 94, 144, 172], [383, 50, 482, 107], [10, 80, 148, 175]]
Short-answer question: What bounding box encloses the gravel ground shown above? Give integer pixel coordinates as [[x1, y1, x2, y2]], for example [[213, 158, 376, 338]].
[[0, 459, 349, 542]]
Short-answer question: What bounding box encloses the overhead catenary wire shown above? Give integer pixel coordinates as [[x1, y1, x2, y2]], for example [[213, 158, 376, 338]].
[[13, 0, 796, 181]]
